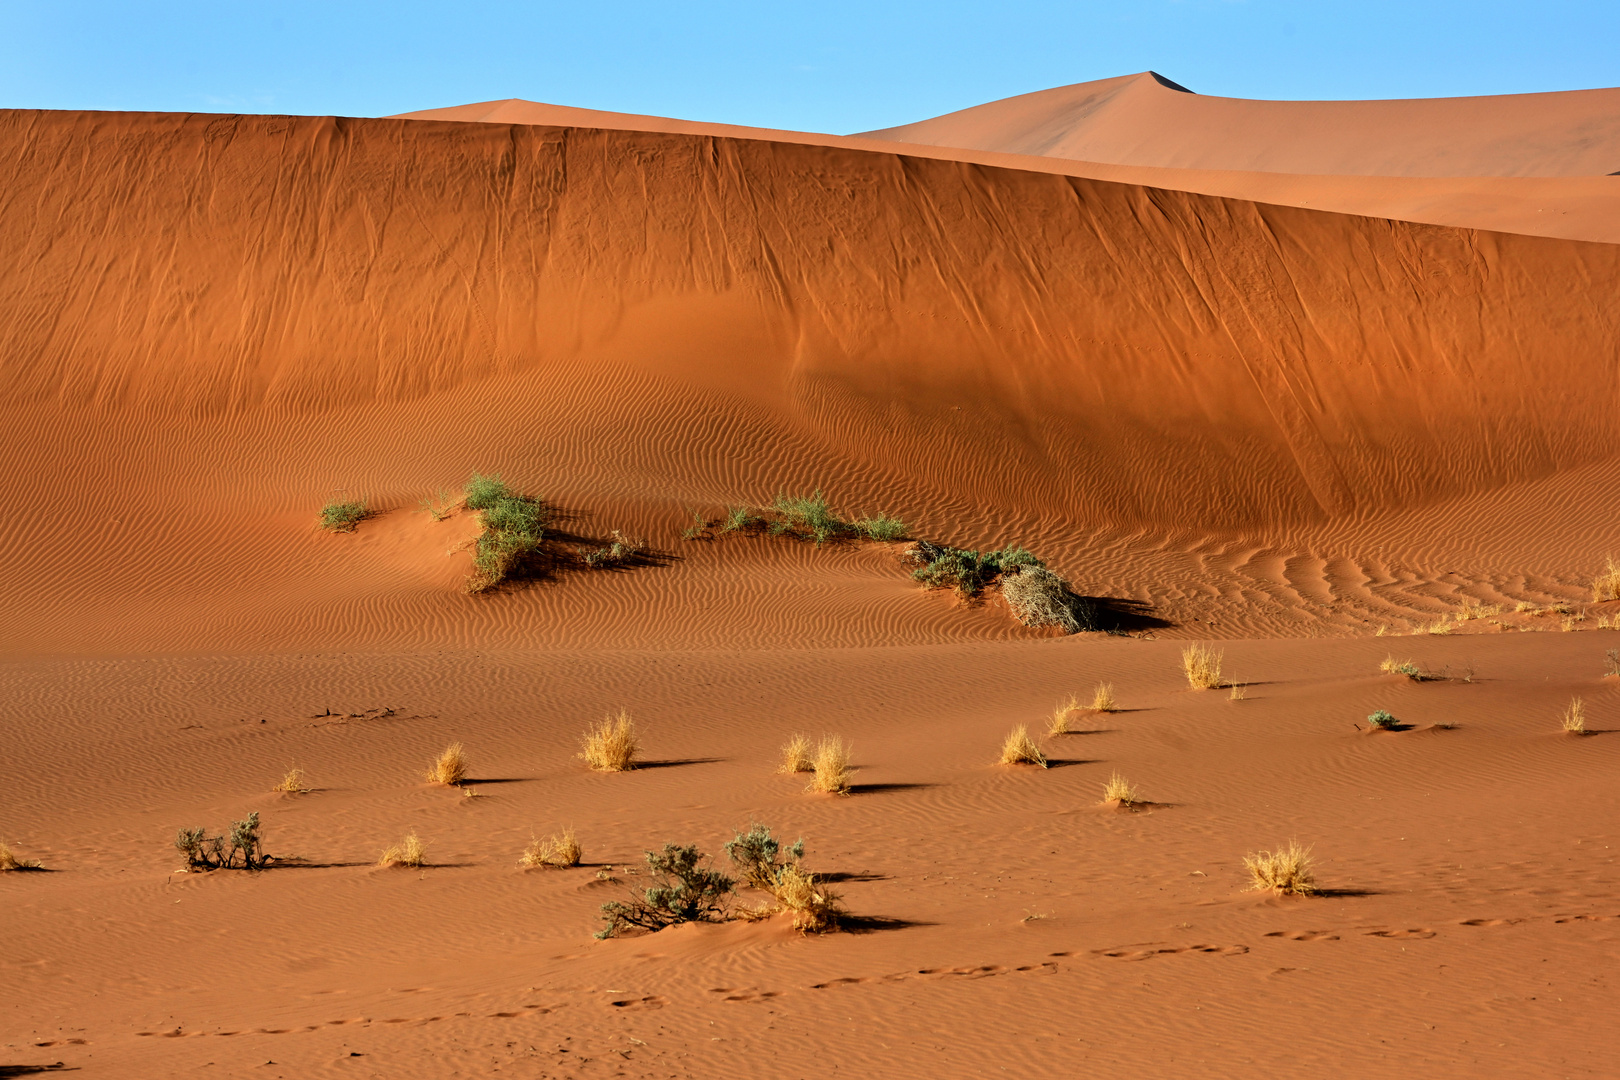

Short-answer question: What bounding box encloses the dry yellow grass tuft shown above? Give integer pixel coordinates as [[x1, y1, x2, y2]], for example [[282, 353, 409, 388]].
[[272, 766, 310, 794], [770, 864, 845, 933], [1049, 694, 1083, 735], [379, 832, 427, 868], [580, 710, 639, 772], [1182, 644, 1223, 690], [1090, 681, 1117, 713], [807, 735, 854, 794], [1243, 841, 1317, 895], [424, 743, 467, 786], [1102, 771, 1139, 806], [1597, 614, 1620, 630], [1562, 696, 1587, 734], [778, 732, 814, 774], [1425, 617, 1454, 635], [0, 840, 40, 871], [1228, 678, 1247, 701], [999, 724, 1048, 768], [1593, 556, 1620, 602], [520, 827, 582, 869]]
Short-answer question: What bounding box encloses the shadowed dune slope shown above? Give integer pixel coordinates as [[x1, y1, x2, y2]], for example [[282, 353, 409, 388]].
[[861, 70, 1620, 177], [0, 108, 1617, 652]]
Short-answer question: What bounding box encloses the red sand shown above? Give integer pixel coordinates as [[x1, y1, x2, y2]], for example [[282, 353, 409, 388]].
[[3, 78, 1620, 1077]]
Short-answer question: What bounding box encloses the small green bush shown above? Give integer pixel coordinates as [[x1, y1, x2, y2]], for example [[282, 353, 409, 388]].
[[464, 473, 550, 592], [721, 505, 762, 532], [597, 844, 735, 938], [175, 812, 273, 870], [770, 490, 844, 544], [1367, 709, 1399, 730], [582, 530, 645, 568], [463, 472, 512, 511], [910, 541, 1043, 598], [853, 514, 908, 541], [724, 823, 805, 890], [319, 501, 369, 533]]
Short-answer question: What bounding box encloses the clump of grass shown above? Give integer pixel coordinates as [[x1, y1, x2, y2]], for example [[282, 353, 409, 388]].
[[463, 472, 550, 592], [720, 505, 762, 532], [597, 843, 735, 938], [1380, 655, 1424, 678], [272, 767, 310, 794], [425, 743, 468, 786], [1562, 697, 1587, 734], [1455, 599, 1500, 621], [1366, 709, 1399, 730], [580, 711, 639, 772], [1597, 614, 1620, 630], [0, 841, 40, 871], [1228, 678, 1247, 701], [1606, 648, 1620, 677], [175, 813, 273, 870], [1425, 617, 1454, 635], [852, 513, 908, 541], [1182, 644, 1224, 690], [581, 529, 646, 569], [417, 488, 457, 522], [770, 864, 845, 933], [999, 724, 1048, 767], [769, 490, 845, 544], [1593, 556, 1620, 602], [521, 827, 582, 869], [1243, 841, 1317, 895], [1091, 682, 1117, 712], [808, 735, 853, 794], [378, 832, 427, 868], [724, 825, 843, 933], [1000, 565, 1097, 633], [318, 500, 369, 533], [1102, 771, 1139, 806], [909, 541, 1042, 598], [1049, 694, 1083, 735], [778, 733, 814, 774], [725, 823, 806, 890], [679, 507, 710, 540]]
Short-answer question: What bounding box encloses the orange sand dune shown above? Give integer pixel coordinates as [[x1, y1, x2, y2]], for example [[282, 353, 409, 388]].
[[863, 70, 1620, 177], [3, 92, 1620, 1079]]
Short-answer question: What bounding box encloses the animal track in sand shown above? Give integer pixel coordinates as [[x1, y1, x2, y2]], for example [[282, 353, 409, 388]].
[[707, 987, 782, 1003], [810, 962, 1056, 990], [1091, 943, 1249, 961], [607, 995, 667, 1009], [1362, 927, 1436, 939], [1265, 930, 1340, 941]]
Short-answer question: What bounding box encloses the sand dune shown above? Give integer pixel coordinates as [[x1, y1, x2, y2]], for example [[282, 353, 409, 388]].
[[3, 78, 1620, 1078]]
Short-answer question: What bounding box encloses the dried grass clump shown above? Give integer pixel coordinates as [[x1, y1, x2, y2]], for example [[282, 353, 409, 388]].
[[1455, 599, 1500, 621], [1090, 682, 1117, 713], [808, 736, 854, 794], [1228, 679, 1247, 701], [1182, 644, 1224, 690], [1243, 841, 1317, 895], [1561, 697, 1587, 734], [521, 827, 582, 869], [1597, 614, 1620, 630], [0, 841, 40, 871], [1049, 694, 1083, 735], [778, 733, 814, 774], [1425, 617, 1454, 636], [999, 565, 1096, 634], [318, 500, 369, 533], [425, 743, 468, 786], [580, 711, 639, 772], [999, 724, 1048, 768], [1102, 771, 1139, 806], [379, 832, 427, 868], [272, 767, 310, 794], [1593, 556, 1620, 602], [771, 864, 845, 933], [1379, 655, 1424, 678]]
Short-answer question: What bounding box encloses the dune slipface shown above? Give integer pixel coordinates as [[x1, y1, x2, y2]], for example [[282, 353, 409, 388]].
[[2, 80, 1620, 1079]]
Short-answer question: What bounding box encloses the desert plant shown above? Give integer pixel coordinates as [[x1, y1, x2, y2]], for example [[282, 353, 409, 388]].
[[679, 507, 710, 540], [1607, 649, 1620, 677], [1379, 655, 1424, 678], [417, 488, 457, 522], [1562, 697, 1587, 734], [1366, 709, 1399, 730], [1243, 841, 1317, 895], [175, 812, 273, 870], [582, 529, 646, 568], [724, 823, 805, 890], [0, 841, 40, 871], [999, 724, 1047, 767], [1228, 679, 1247, 701], [318, 500, 369, 533], [778, 732, 814, 773], [425, 743, 467, 786], [462, 472, 511, 510], [853, 513, 908, 541], [1182, 644, 1224, 690], [1049, 694, 1083, 735], [770, 864, 845, 932], [1091, 682, 1117, 712], [378, 832, 427, 868], [1102, 771, 1139, 806], [521, 827, 582, 869], [1000, 565, 1096, 633], [580, 711, 639, 771], [272, 767, 310, 794], [909, 541, 1042, 599], [808, 735, 853, 794], [597, 844, 735, 938], [463, 473, 550, 592], [1593, 556, 1620, 602], [720, 505, 761, 532], [769, 489, 846, 544]]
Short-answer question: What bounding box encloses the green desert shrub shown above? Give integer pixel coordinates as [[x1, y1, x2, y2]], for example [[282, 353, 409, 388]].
[[909, 541, 1043, 598], [852, 514, 908, 541], [597, 844, 735, 938], [769, 490, 845, 544], [724, 823, 805, 890], [1366, 709, 1399, 730], [463, 473, 550, 592], [318, 501, 369, 533], [175, 812, 273, 870], [581, 530, 646, 568]]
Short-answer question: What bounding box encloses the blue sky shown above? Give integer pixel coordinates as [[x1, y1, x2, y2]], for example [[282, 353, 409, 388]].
[[2, 1, 1616, 133]]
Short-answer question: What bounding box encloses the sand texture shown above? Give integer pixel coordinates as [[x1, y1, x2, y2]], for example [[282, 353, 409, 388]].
[[3, 77, 1620, 1077]]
